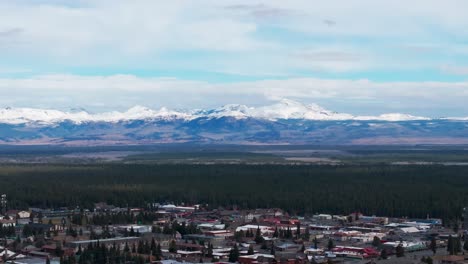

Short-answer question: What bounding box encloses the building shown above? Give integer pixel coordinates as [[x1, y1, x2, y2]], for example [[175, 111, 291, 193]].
[[67, 237, 140, 250], [332, 246, 379, 259], [116, 225, 152, 234], [236, 225, 274, 235], [239, 254, 276, 264], [204, 230, 233, 238], [313, 214, 333, 220], [0, 219, 16, 227]]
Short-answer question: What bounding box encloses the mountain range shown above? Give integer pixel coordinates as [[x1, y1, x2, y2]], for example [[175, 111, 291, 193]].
[[1, 99, 468, 145]]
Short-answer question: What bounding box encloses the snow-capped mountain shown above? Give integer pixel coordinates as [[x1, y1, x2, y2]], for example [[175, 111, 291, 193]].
[[0, 100, 467, 145], [0, 99, 434, 125], [0, 105, 192, 125]]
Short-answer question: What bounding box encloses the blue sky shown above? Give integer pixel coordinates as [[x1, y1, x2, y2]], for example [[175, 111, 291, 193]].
[[1, 0, 468, 117]]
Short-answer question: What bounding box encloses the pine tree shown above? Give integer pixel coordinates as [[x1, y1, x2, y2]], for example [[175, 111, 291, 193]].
[[273, 227, 278, 238], [156, 243, 162, 259], [137, 240, 144, 254], [207, 243, 213, 257], [286, 227, 292, 239], [169, 240, 178, 253], [453, 220, 459, 233], [144, 240, 151, 254], [396, 243, 405, 257], [447, 235, 455, 255], [254, 227, 263, 244], [313, 237, 318, 249], [261, 240, 268, 250], [327, 239, 335, 251], [380, 249, 388, 259], [430, 237, 437, 255], [228, 244, 239, 262], [77, 245, 82, 255], [372, 236, 381, 248], [248, 244, 254, 255], [151, 237, 156, 252], [296, 221, 301, 239], [456, 236, 462, 254], [304, 227, 310, 241]]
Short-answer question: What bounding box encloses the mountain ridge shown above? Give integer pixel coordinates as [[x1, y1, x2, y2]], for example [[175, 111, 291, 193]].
[[1, 99, 467, 146], [0, 99, 444, 125]]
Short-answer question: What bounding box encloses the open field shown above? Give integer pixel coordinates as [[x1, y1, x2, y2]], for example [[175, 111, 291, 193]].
[[1, 144, 468, 165]]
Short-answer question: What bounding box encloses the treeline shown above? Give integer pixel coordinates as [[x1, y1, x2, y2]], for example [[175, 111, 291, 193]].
[[1, 164, 468, 220], [61, 238, 163, 264]]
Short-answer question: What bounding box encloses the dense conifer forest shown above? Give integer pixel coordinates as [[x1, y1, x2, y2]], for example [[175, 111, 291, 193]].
[[0, 164, 467, 221]]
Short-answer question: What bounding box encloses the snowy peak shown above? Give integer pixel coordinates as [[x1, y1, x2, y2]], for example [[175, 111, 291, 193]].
[[0, 107, 79, 125], [203, 104, 253, 118], [0, 100, 438, 125], [0, 106, 192, 125], [252, 99, 353, 120]]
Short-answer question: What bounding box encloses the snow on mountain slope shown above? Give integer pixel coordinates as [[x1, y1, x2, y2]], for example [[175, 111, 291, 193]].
[[250, 99, 354, 120], [355, 113, 430, 121], [195, 104, 254, 119], [0, 107, 89, 125], [0, 100, 435, 125], [0, 106, 191, 125]]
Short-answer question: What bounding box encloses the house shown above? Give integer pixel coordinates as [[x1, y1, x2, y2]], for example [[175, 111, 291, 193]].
[[313, 214, 333, 220], [0, 246, 26, 260], [116, 224, 152, 234], [239, 254, 276, 264], [0, 219, 15, 227], [197, 223, 226, 230], [94, 202, 116, 212], [204, 230, 233, 238], [17, 210, 31, 219], [245, 212, 262, 222], [332, 246, 379, 259], [275, 243, 299, 251], [381, 241, 427, 253], [27, 223, 64, 233], [67, 237, 140, 249], [175, 242, 205, 252], [236, 225, 274, 235]]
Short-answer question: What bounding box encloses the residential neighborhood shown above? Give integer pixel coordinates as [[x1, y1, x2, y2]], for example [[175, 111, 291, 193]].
[[0, 197, 466, 264]]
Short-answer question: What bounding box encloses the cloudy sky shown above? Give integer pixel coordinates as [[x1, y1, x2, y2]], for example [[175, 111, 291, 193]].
[[1, 0, 468, 117]]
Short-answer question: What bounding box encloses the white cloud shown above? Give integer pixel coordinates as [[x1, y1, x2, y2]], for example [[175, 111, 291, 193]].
[[0, 1, 265, 57], [1, 0, 468, 69]]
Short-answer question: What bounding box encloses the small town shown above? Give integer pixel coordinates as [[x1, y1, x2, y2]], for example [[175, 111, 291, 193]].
[[0, 194, 466, 264]]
